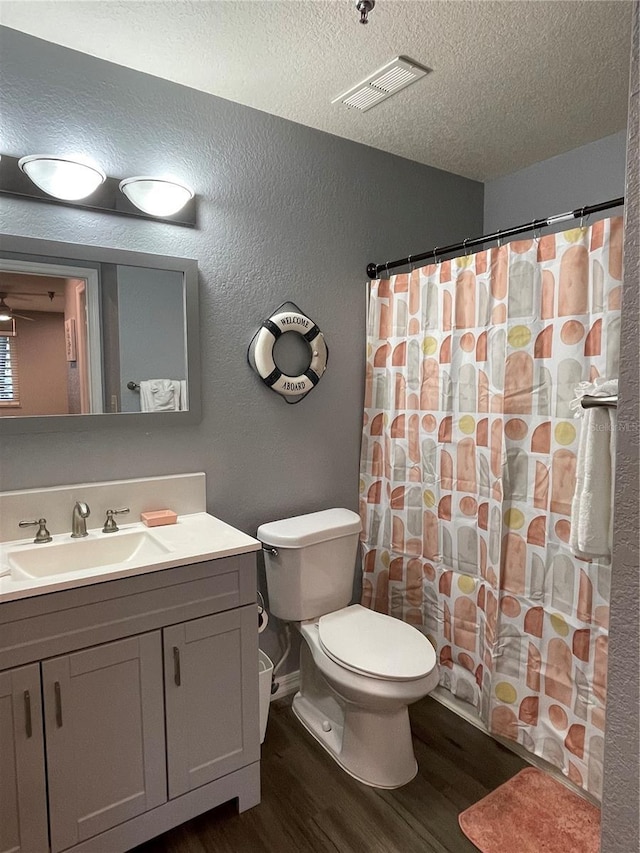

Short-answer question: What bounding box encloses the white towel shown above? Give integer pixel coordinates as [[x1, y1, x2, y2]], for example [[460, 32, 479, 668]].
[[570, 378, 618, 560], [139, 379, 181, 412], [179, 379, 188, 411]]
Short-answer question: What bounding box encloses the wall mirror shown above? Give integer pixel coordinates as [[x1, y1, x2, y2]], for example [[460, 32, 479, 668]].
[[0, 235, 200, 433]]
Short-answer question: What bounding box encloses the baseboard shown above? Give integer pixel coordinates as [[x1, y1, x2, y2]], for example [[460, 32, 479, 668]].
[[430, 686, 599, 806], [271, 669, 300, 700]]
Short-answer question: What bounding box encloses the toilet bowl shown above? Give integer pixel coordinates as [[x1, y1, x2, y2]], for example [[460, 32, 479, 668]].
[[258, 508, 439, 789], [293, 605, 438, 788]]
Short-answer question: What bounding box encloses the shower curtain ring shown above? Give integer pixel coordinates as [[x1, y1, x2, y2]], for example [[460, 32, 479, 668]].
[[463, 238, 469, 256], [385, 261, 390, 279], [433, 247, 439, 264], [496, 229, 502, 248], [408, 254, 413, 272], [531, 219, 540, 241], [579, 207, 590, 230]]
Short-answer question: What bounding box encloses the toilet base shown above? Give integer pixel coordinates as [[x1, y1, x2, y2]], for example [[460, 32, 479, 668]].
[[292, 691, 418, 789]]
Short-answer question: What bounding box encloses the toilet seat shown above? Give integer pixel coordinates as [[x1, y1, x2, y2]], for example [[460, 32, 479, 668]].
[[318, 605, 436, 682]]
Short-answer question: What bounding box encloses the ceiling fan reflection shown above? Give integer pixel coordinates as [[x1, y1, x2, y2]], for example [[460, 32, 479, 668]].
[[0, 293, 36, 322]]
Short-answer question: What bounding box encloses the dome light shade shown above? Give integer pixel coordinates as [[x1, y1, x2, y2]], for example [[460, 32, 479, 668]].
[[18, 155, 106, 200], [119, 177, 194, 217]]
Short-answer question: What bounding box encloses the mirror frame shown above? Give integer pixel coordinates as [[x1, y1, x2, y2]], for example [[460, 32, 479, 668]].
[[0, 234, 201, 434]]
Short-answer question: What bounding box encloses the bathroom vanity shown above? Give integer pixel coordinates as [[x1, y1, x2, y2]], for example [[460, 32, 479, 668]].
[[0, 475, 261, 853]]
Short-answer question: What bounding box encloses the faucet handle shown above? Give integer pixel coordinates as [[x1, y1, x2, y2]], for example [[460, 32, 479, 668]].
[[102, 508, 130, 534], [19, 518, 52, 544]]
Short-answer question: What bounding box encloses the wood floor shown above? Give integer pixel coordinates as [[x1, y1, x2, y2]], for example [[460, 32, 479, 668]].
[[134, 695, 527, 853]]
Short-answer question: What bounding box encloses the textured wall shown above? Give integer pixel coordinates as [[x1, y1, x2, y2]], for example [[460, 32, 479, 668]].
[[484, 130, 627, 232], [0, 27, 483, 667], [601, 3, 640, 850]]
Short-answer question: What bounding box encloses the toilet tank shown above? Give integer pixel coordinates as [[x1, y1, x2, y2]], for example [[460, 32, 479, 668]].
[[258, 508, 361, 621]]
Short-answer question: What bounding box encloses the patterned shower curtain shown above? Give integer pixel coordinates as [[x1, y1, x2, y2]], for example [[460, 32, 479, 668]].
[[359, 217, 623, 799]]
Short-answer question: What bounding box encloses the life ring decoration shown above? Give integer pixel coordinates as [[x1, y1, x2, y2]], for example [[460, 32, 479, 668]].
[[248, 302, 328, 404]]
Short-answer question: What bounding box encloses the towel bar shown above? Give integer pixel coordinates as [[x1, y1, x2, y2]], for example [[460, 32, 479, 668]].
[[580, 394, 618, 409]]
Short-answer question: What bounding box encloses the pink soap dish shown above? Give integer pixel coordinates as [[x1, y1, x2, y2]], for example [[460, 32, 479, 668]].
[[141, 510, 178, 527]]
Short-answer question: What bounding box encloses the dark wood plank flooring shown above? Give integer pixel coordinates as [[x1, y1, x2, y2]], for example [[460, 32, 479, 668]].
[[134, 695, 526, 853]]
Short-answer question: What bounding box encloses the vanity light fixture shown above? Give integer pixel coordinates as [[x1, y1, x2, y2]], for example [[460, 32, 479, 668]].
[[1, 154, 196, 226], [18, 155, 106, 201], [119, 177, 194, 217]]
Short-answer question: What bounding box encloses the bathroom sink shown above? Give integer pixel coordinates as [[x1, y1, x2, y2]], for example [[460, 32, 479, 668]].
[[7, 529, 172, 579], [1, 511, 261, 602]]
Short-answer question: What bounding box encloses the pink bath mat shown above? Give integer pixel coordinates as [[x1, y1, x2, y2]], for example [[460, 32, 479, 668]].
[[458, 767, 601, 853]]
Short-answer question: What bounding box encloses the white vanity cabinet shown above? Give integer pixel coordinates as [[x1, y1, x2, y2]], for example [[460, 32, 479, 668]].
[[0, 553, 261, 853], [0, 664, 49, 853]]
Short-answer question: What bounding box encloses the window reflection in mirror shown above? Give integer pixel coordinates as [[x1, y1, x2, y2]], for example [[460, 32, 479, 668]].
[[0, 260, 187, 417]]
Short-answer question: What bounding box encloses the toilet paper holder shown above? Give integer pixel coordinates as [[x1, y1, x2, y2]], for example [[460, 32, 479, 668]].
[[257, 590, 269, 633]]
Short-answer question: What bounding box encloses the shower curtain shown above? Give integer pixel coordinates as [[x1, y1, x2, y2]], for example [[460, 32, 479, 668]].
[[359, 217, 623, 799]]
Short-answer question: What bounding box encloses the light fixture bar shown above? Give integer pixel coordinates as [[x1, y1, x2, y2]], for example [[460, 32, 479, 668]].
[[0, 155, 197, 227]]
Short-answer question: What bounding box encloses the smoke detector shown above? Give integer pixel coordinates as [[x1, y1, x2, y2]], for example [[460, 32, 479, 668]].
[[332, 56, 431, 112]]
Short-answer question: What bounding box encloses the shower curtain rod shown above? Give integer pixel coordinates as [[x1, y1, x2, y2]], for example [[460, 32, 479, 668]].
[[366, 196, 625, 279]]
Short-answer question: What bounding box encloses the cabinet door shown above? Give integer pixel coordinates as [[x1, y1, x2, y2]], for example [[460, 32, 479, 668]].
[[164, 605, 259, 799], [42, 632, 166, 853], [0, 664, 48, 853]]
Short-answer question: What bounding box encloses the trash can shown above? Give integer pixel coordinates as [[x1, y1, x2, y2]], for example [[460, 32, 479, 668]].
[[258, 649, 274, 744]]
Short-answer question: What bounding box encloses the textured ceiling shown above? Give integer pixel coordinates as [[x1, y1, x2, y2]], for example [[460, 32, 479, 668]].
[[0, 0, 633, 180]]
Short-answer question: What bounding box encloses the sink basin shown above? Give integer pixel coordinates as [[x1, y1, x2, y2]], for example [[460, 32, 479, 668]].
[[7, 529, 172, 579]]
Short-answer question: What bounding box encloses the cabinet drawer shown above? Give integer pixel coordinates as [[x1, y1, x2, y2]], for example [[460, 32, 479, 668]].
[[0, 554, 256, 670]]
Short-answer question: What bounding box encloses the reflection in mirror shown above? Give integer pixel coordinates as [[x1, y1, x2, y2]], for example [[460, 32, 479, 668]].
[[101, 264, 187, 414], [0, 262, 101, 416], [0, 236, 199, 433], [0, 256, 188, 419]]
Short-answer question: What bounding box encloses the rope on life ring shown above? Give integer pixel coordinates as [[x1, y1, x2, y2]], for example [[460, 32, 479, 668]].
[[251, 309, 328, 399]]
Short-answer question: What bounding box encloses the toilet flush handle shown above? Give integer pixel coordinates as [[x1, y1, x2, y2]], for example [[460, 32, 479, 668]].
[[263, 546, 279, 558]]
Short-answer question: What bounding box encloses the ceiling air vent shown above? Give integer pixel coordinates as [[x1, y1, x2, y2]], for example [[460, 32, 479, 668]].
[[332, 56, 431, 112]]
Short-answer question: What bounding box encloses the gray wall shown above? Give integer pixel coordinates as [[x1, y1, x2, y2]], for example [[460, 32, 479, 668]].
[[0, 28, 483, 667], [602, 4, 640, 851], [117, 266, 186, 413], [484, 130, 627, 232]]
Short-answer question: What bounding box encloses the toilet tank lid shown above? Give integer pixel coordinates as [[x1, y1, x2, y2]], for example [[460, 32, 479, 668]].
[[257, 508, 361, 548]]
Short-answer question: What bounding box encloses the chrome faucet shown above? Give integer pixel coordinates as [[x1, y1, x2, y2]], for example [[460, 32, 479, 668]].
[[18, 518, 52, 544], [71, 501, 90, 538]]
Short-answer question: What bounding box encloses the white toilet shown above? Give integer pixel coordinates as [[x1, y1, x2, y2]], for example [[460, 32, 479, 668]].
[[258, 507, 438, 789]]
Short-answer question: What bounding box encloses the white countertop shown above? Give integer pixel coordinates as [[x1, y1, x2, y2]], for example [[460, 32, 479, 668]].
[[0, 512, 260, 603]]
